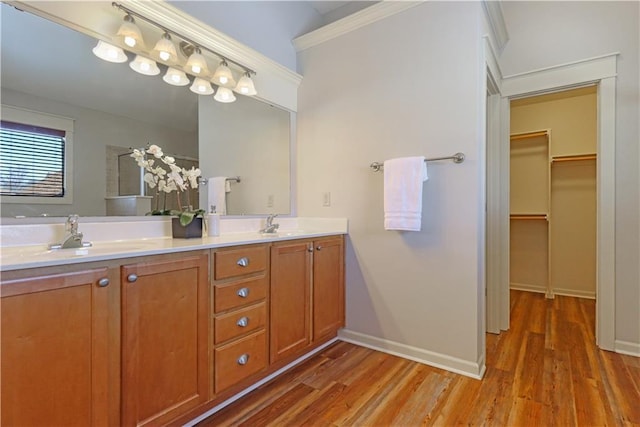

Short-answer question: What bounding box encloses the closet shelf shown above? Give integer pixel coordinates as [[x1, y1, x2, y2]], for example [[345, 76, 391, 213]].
[[510, 131, 549, 141], [551, 153, 597, 163], [510, 213, 548, 221]]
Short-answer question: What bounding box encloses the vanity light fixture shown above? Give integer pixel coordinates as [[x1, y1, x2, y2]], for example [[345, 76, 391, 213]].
[[129, 55, 160, 76], [108, 2, 258, 103], [185, 47, 208, 76], [211, 60, 236, 87], [116, 13, 144, 48], [152, 32, 177, 63], [190, 77, 215, 95], [214, 86, 236, 103], [234, 72, 257, 96], [163, 67, 190, 86], [92, 40, 127, 63]]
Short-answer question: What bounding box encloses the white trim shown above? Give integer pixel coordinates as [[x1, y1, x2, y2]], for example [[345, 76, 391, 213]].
[[552, 288, 596, 300], [510, 283, 547, 295], [502, 53, 619, 98], [183, 338, 339, 427], [614, 340, 640, 357], [481, 1, 509, 54], [0, 105, 74, 206], [338, 329, 486, 379], [293, 1, 423, 52], [485, 37, 503, 335], [499, 97, 511, 331], [500, 53, 618, 351]]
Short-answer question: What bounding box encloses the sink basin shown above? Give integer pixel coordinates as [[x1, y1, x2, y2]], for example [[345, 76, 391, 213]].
[[1, 240, 160, 261]]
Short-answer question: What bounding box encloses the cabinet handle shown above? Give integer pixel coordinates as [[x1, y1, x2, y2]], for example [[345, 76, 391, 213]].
[[237, 287, 250, 298], [236, 316, 249, 327], [127, 274, 138, 283], [237, 257, 249, 267], [98, 278, 110, 287], [308, 246, 314, 253], [316, 245, 322, 251], [237, 353, 250, 365]]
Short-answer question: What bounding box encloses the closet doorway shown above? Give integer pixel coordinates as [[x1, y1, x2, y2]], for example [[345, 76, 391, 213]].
[[509, 86, 597, 309]]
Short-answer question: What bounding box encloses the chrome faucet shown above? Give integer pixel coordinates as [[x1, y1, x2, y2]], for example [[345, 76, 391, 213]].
[[259, 214, 279, 234], [49, 214, 92, 250]]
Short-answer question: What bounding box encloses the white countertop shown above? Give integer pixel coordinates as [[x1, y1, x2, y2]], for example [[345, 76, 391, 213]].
[[0, 217, 348, 272]]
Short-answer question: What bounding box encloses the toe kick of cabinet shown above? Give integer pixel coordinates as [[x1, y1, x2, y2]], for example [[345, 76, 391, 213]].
[[214, 329, 267, 393]]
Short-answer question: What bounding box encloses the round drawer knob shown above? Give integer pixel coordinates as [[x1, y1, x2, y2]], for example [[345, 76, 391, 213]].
[[237, 316, 249, 327], [237, 287, 250, 298], [316, 245, 322, 251], [127, 274, 138, 283], [98, 278, 110, 287], [237, 353, 250, 365], [237, 257, 249, 267]]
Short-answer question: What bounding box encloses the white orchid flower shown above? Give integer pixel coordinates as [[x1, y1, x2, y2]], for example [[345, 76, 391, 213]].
[[183, 167, 202, 189], [163, 180, 177, 193], [163, 156, 176, 165], [143, 173, 157, 188], [147, 144, 164, 158]]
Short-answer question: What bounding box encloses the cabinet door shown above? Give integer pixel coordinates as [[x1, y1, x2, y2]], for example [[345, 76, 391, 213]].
[[1, 268, 116, 427], [121, 254, 209, 427], [270, 241, 311, 363], [313, 237, 345, 340]]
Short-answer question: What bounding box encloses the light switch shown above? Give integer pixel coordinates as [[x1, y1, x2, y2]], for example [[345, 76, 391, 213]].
[[322, 192, 331, 207]]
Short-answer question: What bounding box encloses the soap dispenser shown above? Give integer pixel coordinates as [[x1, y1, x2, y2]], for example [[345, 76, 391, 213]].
[[207, 205, 220, 237]]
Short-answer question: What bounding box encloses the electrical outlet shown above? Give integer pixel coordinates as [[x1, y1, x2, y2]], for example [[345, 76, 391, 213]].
[[267, 195, 274, 207], [322, 192, 331, 207]]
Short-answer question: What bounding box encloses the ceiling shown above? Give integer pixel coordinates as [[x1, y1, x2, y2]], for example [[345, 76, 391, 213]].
[[307, 1, 355, 15]]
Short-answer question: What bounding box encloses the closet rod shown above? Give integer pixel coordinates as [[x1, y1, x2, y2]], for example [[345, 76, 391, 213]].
[[510, 214, 548, 221], [369, 152, 465, 172], [551, 154, 597, 163]]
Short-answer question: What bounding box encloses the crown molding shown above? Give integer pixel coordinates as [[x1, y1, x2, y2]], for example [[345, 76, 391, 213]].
[[293, 1, 424, 52], [481, 0, 509, 54]]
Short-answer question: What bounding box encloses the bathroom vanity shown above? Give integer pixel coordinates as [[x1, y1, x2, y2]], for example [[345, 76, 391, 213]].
[[0, 220, 346, 426]]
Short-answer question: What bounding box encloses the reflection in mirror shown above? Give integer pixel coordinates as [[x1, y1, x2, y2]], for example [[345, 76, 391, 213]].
[[0, 3, 291, 219]]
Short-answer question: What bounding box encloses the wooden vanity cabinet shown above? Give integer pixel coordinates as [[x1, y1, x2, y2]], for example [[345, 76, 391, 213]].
[[211, 244, 269, 394], [312, 236, 345, 340], [1, 266, 119, 427], [270, 236, 345, 364], [121, 253, 209, 427]]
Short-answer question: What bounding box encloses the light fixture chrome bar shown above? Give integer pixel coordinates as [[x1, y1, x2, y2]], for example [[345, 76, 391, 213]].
[[369, 152, 465, 172], [111, 2, 256, 75]]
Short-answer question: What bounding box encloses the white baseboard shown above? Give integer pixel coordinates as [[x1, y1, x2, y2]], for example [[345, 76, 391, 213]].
[[552, 288, 596, 300], [615, 339, 640, 357], [338, 329, 485, 380], [510, 282, 546, 294]]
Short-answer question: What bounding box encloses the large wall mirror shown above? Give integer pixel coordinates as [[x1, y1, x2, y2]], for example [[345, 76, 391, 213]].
[[0, 3, 292, 219]]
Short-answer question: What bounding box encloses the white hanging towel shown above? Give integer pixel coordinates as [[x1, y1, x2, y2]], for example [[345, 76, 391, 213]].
[[383, 156, 428, 231], [207, 177, 231, 215]]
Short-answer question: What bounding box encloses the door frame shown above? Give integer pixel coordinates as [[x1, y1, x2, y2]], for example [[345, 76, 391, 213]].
[[495, 53, 618, 350]]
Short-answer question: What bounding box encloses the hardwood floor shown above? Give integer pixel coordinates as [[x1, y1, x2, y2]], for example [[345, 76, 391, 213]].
[[198, 291, 640, 426]]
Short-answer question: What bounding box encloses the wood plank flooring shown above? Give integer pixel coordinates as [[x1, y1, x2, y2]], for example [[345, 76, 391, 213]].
[[198, 291, 640, 426]]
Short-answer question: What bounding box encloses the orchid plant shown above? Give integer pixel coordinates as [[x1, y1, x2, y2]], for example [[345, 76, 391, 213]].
[[131, 144, 205, 226]]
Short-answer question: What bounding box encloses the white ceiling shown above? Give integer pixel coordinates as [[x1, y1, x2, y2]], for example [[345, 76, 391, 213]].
[[307, 1, 355, 15]]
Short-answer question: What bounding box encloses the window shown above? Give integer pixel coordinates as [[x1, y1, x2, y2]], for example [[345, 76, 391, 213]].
[[0, 120, 66, 197], [0, 105, 74, 205]]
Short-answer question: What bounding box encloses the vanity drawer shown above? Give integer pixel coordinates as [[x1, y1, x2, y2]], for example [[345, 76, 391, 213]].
[[214, 329, 267, 393], [214, 275, 268, 313], [214, 245, 268, 280], [214, 302, 267, 345]]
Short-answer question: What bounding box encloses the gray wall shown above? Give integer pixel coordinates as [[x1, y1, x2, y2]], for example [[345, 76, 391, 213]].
[[297, 2, 485, 367]]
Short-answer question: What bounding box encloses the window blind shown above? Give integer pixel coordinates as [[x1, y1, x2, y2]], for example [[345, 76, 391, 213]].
[[0, 120, 66, 197]]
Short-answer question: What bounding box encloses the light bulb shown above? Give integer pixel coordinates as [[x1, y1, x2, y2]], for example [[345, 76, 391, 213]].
[[92, 40, 127, 63], [124, 36, 136, 48], [163, 67, 190, 86], [153, 33, 177, 64], [159, 51, 171, 61], [234, 73, 257, 96], [214, 86, 236, 103], [117, 14, 144, 49], [184, 47, 208, 76], [189, 77, 214, 95], [212, 60, 236, 87]]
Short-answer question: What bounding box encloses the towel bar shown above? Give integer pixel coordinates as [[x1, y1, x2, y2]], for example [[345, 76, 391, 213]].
[[369, 152, 465, 172], [198, 176, 241, 185]]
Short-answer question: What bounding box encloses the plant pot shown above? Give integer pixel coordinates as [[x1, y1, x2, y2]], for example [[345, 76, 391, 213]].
[[171, 217, 203, 239]]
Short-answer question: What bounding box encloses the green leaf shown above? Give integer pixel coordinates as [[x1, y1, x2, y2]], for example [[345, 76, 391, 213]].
[[179, 211, 196, 226]]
